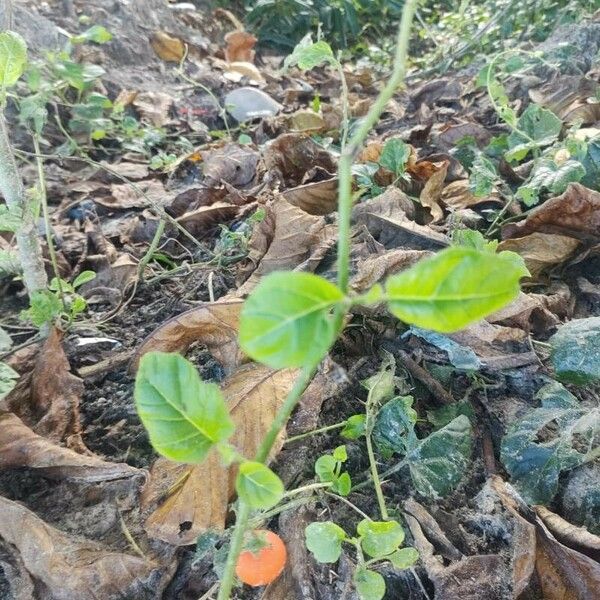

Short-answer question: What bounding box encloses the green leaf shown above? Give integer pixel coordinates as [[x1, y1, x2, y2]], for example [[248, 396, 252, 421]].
[[0, 362, 19, 401], [284, 36, 335, 71], [388, 547, 419, 569], [333, 471, 351, 496], [405, 415, 472, 498], [373, 396, 418, 459], [332, 445, 347, 462], [550, 317, 600, 384], [305, 521, 346, 563], [0, 205, 22, 233], [507, 104, 562, 159], [341, 414, 366, 439], [22, 291, 62, 327], [315, 454, 337, 482], [236, 461, 284, 509], [452, 229, 498, 253], [71, 25, 113, 45], [0, 31, 27, 88], [357, 519, 405, 558], [239, 272, 344, 369], [134, 352, 234, 462], [385, 247, 528, 333], [409, 327, 482, 371], [72, 270, 96, 289], [353, 567, 386, 600], [501, 381, 599, 504], [380, 138, 411, 176], [517, 159, 586, 207], [427, 399, 474, 430], [362, 351, 396, 408], [469, 154, 498, 197]]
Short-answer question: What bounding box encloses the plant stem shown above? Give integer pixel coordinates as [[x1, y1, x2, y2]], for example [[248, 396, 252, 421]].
[[285, 421, 345, 444], [0, 115, 48, 298], [365, 432, 388, 520], [336, 0, 418, 294], [32, 134, 67, 312], [335, 60, 350, 151], [283, 481, 331, 497]]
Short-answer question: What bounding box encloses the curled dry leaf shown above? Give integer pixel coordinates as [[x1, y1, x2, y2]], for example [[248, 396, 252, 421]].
[[3, 328, 84, 447], [238, 197, 336, 293], [281, 178, 339, 216], [103, 179, 169, 210], [176, 202, 241, 235], [133, 91, 174, 127], [140, 364, 297, 545], [492, 476, 600, 600], [224, 30, 257, 63], [131, 298, 244, 373], [0, 411, 140, 482], [442, 180, 502, 209], [419, 160, 448, 222], [202, 143, 260, 187], [503, 183, 600, 241], [150, 31, 185, 62], [497, 232, 581, 278], [0, 496, 173, 600]]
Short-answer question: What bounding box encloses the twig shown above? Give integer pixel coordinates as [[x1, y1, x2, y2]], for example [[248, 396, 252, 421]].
[[397, 350, 454, 405]]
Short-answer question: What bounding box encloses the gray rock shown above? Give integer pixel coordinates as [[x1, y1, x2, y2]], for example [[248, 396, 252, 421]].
[[561, 462, 600, 535], [224, 87, 282, 122]]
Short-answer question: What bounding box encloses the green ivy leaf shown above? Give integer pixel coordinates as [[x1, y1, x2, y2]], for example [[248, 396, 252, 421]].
[[517, 159, 586, 207], [353, 567, 386, 600], [405, 415, 472, 498], [507, 104, 562, 160], [134, 352, 234, 462], [236, 461, 284, 509], [239, 272, 344, 368], [305, 521, 346, 563], [357, 519, 405, 558], [341, 414, 366, 439], [380, 138, 411, 176], [469, 154, 498, 197], [283, 36, 335, 71], [372, 396, 418, 459], [501, 381, 599, 504], [388, 547, 419, 569], [0, 31, 27, 88], [550, 317, 600, 384], [385, 247, 528, 333]]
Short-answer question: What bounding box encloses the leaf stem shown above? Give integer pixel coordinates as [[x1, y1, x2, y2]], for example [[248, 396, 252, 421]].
[[285, 421, 345, 444]]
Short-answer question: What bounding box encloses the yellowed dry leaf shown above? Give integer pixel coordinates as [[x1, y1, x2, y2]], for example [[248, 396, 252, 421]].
[[442, 179, 502, 209], [281, 178, 338, 215], [224, 30, 257, 63], [140, 364, 296, 545], [131, 298, 244, 373], [498, 232, 580, 278], [419, 161, 448, 222], [150, 31, 185, 62]]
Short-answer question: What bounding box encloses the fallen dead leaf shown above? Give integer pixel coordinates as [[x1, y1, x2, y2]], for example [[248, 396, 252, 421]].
[[202, 143, 260, 188], [97, 161, 149, 182], [3, 329, 84, 448], [0, 411, 139, 481], [0, 496, 173, 600], [419, 160, 448, 222], [224, 61, 264, 82], [131, 298, 244, 373], [238, 197, 336, 293], [141, 364, 296, 545], [442, 179, 502, 209], [286, 109, 326, 133], [503, 184, 600, 242], [224, 30, 257, 63], [102, 180, 169, 210], [281, 178, 338, 215], [497, 232, 581, 278], [176, 202, 241, 235], [150, 31, 185, 62], [133, 91, 174, 127]]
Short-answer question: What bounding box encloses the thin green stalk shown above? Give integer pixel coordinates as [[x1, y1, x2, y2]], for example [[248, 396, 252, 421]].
[[285, 421, 345, 444], [336, 61, 350, 151], [336, 0, 419, 294], [365, 431, 388, 520], [137, 218, 166, 282], [32, 134, 67, 312], [283, 481, 331, 498]]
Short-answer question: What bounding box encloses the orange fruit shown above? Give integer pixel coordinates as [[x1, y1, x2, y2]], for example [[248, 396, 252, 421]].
[[235, 529, 287, 587]]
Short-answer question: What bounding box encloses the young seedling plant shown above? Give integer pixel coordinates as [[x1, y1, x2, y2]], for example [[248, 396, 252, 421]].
[[134, 2, 528, 599]]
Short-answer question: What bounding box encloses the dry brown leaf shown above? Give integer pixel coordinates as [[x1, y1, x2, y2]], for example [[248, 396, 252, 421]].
[[263, 133, 337, 187], [131, 298, 244, 373], [359, 140, 384, 163], [436, 122, 492, 149], [498, 232, 581, 278], [150, 31, 185, 62], [3, 329, 84, 447], [224, 61, 264, 82], [442, 180, 502, 209], [103, 179, 168, 209], [202, 143, 260, 187], [286, 110, 326, 133], [281, 178, 338, 215], [224, 30, 257, 63], [0, 496, 172, 600], [503, 184, 600, 242], [98, 161, 149, 182], [141, 364, 296, 545], [176, 202, 240, 235], [419, 161, 448, 222], [0, 411, 139, 481], [238, 197, 336, 293], [133, 91, 174, 127]]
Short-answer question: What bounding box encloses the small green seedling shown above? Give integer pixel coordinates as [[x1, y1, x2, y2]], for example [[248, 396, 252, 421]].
[[315, 445, 352, 496], [305, 518, 418, 600]]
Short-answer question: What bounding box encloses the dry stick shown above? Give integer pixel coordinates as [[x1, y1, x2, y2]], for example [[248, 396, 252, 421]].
[[215, 2, 419, 599], [397, 350, 454, 405]]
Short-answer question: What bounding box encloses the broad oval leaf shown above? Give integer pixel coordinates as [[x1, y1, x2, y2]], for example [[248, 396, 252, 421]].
[[236, 461, 283, 509], [357, 519, 405, 558], [0, 31, 27, 88], [353, 567, 386, 600], [389, 547, 419, 569], [305, 521, 346, 563], [239, 272, 344, 368], [385, 247, 528, 332], [135, 352, 234, 463]]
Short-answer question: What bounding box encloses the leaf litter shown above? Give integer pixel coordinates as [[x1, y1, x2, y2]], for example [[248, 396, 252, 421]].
[[1, 2, 600, 599]]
